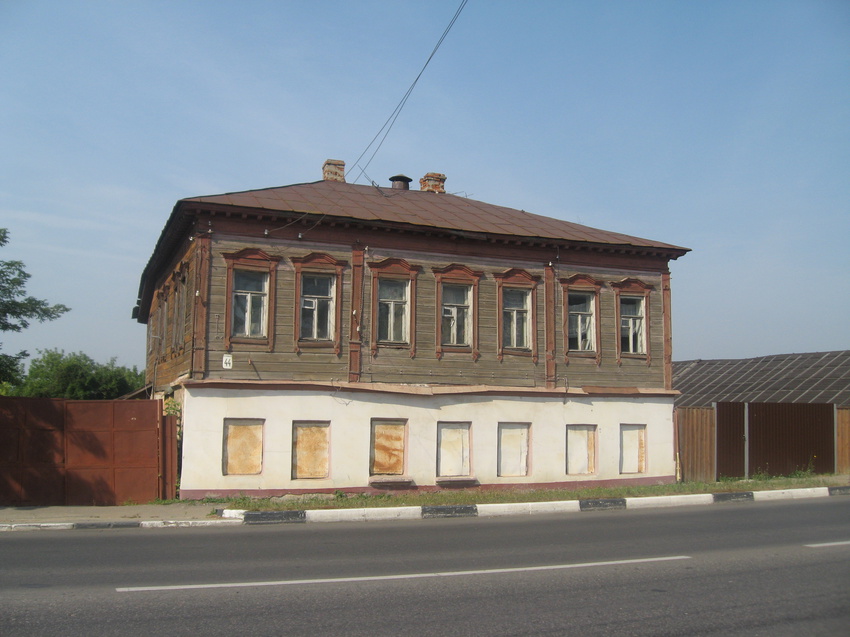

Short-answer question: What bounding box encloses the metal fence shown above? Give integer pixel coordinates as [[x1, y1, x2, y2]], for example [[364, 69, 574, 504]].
[[0, 397, 177, 506], [677, 403, 848, 482]]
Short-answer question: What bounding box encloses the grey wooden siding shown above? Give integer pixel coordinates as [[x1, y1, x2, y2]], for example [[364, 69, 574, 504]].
[[197, 237, 666, 389]]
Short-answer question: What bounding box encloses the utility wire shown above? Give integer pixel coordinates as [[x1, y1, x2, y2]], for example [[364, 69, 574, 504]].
[[349, 0, 469, 184]]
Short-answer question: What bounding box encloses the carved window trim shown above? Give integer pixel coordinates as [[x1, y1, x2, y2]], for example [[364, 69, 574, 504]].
[[223, 248, 281, 352], [433, 264, 483, 361], [291, 253, 347, 355], [368, 258, 421, 358], [560, 274, 602, 365], [494, 269, 540, 363], [611, 277, 653, 366]]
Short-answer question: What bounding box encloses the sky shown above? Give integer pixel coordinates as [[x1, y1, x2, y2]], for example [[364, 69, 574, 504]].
[[1, 0, 848, 371]]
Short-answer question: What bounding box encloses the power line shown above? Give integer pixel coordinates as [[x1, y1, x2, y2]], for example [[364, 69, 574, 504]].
[[349, 0, 469, 184]]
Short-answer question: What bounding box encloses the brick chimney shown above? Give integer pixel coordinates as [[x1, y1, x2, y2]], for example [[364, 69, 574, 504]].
[[322, 159, 345, 182], [419, 172, 446, 193]]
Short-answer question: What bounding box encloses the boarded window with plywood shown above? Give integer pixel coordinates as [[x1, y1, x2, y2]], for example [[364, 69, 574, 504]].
[[498, 422, 530, 477], [566, 425, 597, 474], [370, 420, 406, 475], [437, 422, 471, 477], [222, 418, 264, 475], [292, 421, 330, 479], [619, 424, 646, 474]]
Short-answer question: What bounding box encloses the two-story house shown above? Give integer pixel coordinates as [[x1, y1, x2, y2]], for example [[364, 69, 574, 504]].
[[133, 160, 689, 498]]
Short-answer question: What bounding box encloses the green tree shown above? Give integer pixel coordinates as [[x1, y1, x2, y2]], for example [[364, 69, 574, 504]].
[[14, 349, 145, 400], [0, 228, 70, 384]]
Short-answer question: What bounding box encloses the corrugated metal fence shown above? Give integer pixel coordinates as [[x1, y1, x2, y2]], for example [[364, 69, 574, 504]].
[[0, 397, 177, 506], [677, 403, 849, 482]]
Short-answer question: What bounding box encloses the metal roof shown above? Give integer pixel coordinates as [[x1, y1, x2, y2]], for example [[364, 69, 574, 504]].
[[673, 351, 850, 407], [182, 179, 689, 254]]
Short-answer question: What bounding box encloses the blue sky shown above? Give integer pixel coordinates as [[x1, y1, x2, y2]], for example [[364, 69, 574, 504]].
[[1, 0, 848, 370]]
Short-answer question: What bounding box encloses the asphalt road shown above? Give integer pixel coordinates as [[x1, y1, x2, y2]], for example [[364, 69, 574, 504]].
[[1, 498, 848, 636]]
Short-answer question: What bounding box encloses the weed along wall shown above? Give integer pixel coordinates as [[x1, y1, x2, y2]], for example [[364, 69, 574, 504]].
[[178, 385, 676, 498]]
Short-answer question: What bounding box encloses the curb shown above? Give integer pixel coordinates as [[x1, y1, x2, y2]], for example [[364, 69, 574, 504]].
[[0, 519, 243, 532], [232, 486, 849, 525], [1, 486, 847, 532]]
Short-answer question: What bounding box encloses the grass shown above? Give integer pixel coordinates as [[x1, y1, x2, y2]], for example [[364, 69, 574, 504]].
[[153, 473, 848, 512]]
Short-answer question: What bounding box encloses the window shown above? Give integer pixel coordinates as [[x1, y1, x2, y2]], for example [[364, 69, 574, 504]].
[[232, 270, 268, 338], [222, 418, 264, 475], [612, 278, 652, 364], [369, 258, 421, 357], [171, 271, 186, 351], [619, 424, 646, 474], [620, 296, 645, 355], [441, 284, 470, 346], [561, 274, 602, 362], [300, 274, 333, 340], [370, 419, 406, 476], [502, 288, 530, 349], [433, 264, 483, 360], [498, 422, 530, 477], [568, 293, 594, 352], [292, 253, 347, 354], [495, 269, 539, 362], [566, 425, 597, 474], [437, 422, 471, 477], [292, 421, 330, 479], [378, 279, 408, 343], [224, 249, 280, 351]]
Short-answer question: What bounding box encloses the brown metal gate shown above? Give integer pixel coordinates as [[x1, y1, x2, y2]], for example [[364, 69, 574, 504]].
[[716, 402, 746, 479], [748, 403, 834, 476], [0, 397, 177, 506], [677, 402, 841, 482]]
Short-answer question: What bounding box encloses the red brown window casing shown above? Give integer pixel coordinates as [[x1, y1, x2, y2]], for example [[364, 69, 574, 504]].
[[291, 252, 348, 356], [560, 273, 603, 365], [494, 268, 540, 363], [433, 264, 484, 361], [611, 277, 653, 366], [223, 248, 281, 352], [368, 258, 421, 358]]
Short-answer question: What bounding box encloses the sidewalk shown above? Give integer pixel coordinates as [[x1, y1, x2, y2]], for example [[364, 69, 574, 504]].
[[2, 484, 849, 532], [0, 502, 237, 530]]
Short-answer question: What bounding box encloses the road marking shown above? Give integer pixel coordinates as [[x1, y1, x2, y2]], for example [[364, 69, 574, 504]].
[[116, 555, 691, 593], [805, 540, 850, 548]]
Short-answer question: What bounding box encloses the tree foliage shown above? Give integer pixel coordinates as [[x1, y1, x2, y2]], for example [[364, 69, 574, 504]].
[[0, 228, 70, 383], [13, 349, 145, 400]]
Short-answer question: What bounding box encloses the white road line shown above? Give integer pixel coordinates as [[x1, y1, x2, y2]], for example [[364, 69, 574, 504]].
[[116, 555, 691, 593], [805, 540, 850, 548]]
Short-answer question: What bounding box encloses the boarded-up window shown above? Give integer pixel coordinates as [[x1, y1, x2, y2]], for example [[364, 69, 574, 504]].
[[371, 420, 405, 475], [620, 424, 646, 474], [223, 418, 264, 475], [292, 421, 330, 479], [566, 425, 596, 474], [438, 422, 471, 477], [498, 423, 530, 477]]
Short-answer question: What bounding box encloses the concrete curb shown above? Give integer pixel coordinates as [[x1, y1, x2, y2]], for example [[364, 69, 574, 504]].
[[1, 486, 847, 532], [0, 519, 243, 532], [231, 486, 850, 525]]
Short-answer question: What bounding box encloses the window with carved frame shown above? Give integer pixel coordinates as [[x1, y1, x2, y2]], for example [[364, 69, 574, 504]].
[[611, 278, 653, 364], [223, 249, 281, 351], [291, 253, 347, 355], [494, 269, 539, 362], [433, 264, 483, 360], [560, 274, 602, 364], [369, 258, 421, 357]]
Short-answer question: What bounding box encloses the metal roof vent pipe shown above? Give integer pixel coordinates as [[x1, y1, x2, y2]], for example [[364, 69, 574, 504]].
[[389, 174, 412, 190], [420, 172, 446, 193]]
